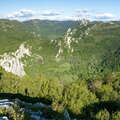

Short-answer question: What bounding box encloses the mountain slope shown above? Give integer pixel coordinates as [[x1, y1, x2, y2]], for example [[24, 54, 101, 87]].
[[0, 20, 120, 78], [23, 19, 79, 39], [0, 19, 34, 54]]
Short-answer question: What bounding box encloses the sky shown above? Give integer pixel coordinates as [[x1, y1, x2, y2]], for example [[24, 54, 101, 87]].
[[0, 0, 120, 21]]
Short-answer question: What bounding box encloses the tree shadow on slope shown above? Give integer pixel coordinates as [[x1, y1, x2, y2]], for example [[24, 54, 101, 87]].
[[68, 100, 120, 120], [0, 92, 51, 104], [0, 93, 120, 120]]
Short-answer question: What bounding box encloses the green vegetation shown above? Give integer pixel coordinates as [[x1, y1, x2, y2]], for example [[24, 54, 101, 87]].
[[0, 105, 24, 120], [0, 67, 120, 119], [0, 19, 120, 119], [23, 20, 79, 40]]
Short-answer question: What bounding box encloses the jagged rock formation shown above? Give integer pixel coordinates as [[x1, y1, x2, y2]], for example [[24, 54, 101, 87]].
[[0, 44, 31, 77], [54, 23, 91, 59]]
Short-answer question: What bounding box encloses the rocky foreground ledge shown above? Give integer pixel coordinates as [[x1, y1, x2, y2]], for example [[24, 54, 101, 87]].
[[0, 99, 71, 120], [0, 99, 46, 120]]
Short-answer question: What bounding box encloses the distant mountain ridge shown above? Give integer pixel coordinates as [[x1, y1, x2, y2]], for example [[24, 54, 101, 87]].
[[23, 19, 80, 39]]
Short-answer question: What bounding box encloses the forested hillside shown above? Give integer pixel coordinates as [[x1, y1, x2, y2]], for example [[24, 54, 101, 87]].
[[0, 19, 120, 120]]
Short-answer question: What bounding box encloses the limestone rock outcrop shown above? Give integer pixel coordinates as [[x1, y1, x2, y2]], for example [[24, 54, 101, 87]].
[[0, 44, 31, 77]]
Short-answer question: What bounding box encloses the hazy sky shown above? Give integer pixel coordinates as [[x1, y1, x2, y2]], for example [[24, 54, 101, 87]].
[[0, 0, 119, 21]]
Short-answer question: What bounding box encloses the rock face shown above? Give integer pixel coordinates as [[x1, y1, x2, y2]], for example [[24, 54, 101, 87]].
[[0, 116, 9, 120], [0, 99, 45, 120], [0, 99, 72, 120], [0, 44, 31, 77]]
